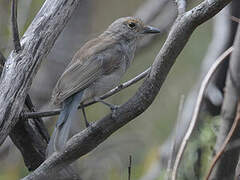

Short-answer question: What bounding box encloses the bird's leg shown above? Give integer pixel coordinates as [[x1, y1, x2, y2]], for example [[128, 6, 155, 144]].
[[94, 97, 119, 113], [81, 103, 90, 127]]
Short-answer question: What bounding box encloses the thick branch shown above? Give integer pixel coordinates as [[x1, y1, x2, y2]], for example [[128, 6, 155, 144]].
[[0, 0, 81, 146], [0, 45, 49, 171], [21, 0, 232, 179], [10, 117, 48, 171]]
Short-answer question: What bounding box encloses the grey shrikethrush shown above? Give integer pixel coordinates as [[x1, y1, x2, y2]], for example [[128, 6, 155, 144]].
[[46, 16, 160, 156]]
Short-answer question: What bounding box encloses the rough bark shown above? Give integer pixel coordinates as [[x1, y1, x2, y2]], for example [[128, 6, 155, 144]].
[[20, 0, 232, 179], [1, 48, 49, 171], [0, 0, 81, 146], [10, 116, 49, 171]]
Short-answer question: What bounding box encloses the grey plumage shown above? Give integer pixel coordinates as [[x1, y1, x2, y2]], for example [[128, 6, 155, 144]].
[[47, 17, 160, 156]]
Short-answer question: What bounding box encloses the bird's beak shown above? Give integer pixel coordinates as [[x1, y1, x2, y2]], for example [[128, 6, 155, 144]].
[[142, 26, 161, 34]]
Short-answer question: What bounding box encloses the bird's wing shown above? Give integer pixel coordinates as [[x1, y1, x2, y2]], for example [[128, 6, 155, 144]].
[[51, 37, 123, 105], [51, 55, 104, 105]]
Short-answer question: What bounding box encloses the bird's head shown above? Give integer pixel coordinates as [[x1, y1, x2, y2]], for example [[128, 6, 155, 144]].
[[103, 17, 160, 40]]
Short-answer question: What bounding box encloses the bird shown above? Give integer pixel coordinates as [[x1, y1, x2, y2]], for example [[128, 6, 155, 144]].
[[46, 16, 160, 156]]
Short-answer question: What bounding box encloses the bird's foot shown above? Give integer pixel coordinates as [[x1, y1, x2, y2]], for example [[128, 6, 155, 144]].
[[94, 97, 119, 118], [85, 121, 94, 128], [110, 104, 120, 119]]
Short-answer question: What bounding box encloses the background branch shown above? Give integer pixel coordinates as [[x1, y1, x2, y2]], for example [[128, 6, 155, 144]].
[[172, 46, 233, 180], [208, 2, 240, 178], [157, 2, 239, 178], [215, 21, 240, 180], [21, 0, 232, 179]]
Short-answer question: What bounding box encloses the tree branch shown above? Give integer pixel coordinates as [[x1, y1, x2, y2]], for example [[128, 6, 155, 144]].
[[175, 0, 187, 15], [11, 0, 21, 52], [23, 67, 150, 119], [0, 44, 49, 171], [21, 0, 232, 179], [0, 0, 81, 146]]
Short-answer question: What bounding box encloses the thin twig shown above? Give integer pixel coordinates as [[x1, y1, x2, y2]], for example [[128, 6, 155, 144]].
[[205, 100, 240, 180], [231, 16, 240, 24], [22, 67, 150, 119], [171, 46, 233, 180], [175, 0, 187, 15], [166, 95, 185, 180], [128, 155, 132, 180], [11, 0, 21, 52]]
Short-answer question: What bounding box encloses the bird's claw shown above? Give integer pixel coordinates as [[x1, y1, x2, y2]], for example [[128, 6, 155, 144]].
[[110, 105, 119, 118], [110, 104, 119, 111], [94, 97, 119, 118], [86, 121, 94, 128]]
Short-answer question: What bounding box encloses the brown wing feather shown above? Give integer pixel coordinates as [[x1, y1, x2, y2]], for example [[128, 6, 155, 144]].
[[51, 36, 122, 105]]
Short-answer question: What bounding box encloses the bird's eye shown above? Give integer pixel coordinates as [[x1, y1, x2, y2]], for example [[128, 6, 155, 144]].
[[128, 22, 136, 29]]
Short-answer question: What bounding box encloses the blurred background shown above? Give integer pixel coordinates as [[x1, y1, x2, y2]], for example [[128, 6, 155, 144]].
[[0, 0, 223, 179]]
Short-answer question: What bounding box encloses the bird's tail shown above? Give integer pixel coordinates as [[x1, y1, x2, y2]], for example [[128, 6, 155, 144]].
[[46, 91, 83, 157]]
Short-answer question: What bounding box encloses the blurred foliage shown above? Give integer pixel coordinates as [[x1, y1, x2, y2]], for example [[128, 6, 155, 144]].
[[0, 0, 215, 179], [177, 116, 220, 180]]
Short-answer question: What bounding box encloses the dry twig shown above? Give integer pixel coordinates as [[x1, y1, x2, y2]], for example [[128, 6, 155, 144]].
[[128, 155, 132, 180]]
